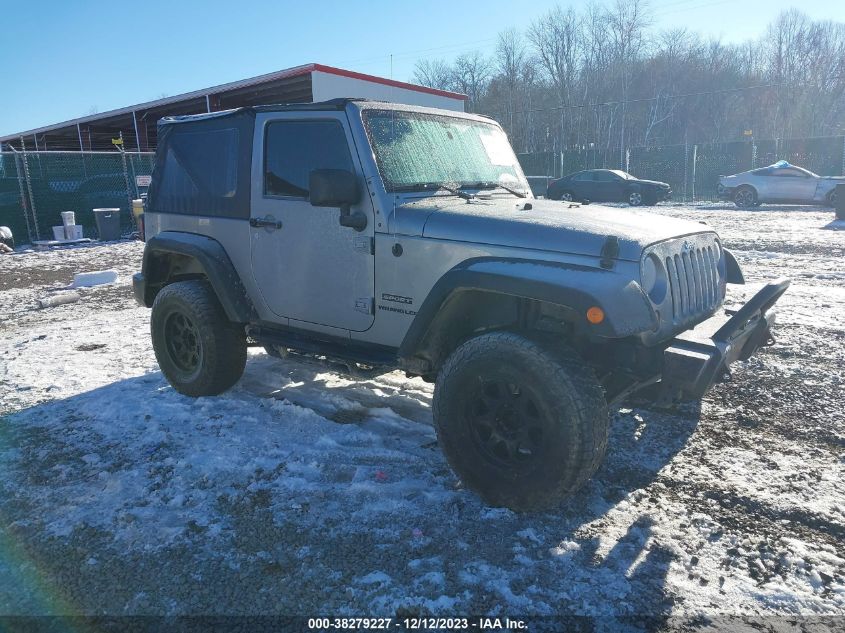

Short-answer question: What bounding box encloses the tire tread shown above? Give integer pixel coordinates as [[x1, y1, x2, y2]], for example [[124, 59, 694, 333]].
[[433, 331, 609, 511]]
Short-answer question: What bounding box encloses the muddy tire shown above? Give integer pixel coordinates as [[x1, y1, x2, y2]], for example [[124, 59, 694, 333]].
[[432, 332, 609, 511], [151, 280, 246, 397]]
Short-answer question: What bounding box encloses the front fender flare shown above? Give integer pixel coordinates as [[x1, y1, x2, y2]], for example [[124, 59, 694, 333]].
[[723, 248, 745, 284], [398, 257, 656, 359]]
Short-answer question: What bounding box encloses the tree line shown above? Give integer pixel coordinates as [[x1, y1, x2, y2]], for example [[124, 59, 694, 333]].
[[412, 3, 845, 156]]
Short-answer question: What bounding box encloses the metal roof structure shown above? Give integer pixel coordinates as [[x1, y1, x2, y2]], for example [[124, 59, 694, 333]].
[[0, 63, 467, 152]]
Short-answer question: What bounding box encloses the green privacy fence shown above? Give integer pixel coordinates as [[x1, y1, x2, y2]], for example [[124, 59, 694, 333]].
[[518, 135, 845, 201], [0, 151, 155, 244]]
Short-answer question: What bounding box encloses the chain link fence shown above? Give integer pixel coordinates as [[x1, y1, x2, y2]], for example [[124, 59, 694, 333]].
[[0, 151, 154, 244], [519, 135, 845, 200]]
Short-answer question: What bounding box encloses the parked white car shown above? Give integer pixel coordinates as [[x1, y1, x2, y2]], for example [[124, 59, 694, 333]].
[[717, 161, 843, 208]]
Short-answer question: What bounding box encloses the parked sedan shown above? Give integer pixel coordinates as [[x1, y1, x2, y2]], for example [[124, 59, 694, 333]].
[[717, 161, 843, 208], [546, 169, 671, 206]]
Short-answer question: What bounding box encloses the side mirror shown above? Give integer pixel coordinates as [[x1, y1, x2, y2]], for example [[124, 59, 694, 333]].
[[309, 169, 367, 231]]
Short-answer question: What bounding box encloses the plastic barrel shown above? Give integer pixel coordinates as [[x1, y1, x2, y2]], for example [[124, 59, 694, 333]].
[[93, 208, 122, 241]]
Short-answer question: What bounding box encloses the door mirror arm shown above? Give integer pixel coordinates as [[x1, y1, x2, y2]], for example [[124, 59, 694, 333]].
[[339, 204, 368, 231], [309, 169, 367, 232]]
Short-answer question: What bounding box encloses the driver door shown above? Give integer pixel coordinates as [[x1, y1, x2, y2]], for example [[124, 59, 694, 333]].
[[768, 167, 817, 202], [594, 171, 625, 201], [249, 112, 375, 332]]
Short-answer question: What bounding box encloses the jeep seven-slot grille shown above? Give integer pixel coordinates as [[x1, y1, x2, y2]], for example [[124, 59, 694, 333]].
[[664, 244, 720, 322]]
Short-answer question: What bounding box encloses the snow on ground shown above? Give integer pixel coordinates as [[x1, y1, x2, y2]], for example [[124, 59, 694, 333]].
[[0, 204, 843, 620]]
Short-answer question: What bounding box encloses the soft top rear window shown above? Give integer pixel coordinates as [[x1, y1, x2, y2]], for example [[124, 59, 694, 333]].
[[148, 110, 254, 218]]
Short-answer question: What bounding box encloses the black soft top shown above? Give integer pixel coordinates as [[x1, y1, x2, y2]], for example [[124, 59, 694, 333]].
[[158, 98, 361, 128]]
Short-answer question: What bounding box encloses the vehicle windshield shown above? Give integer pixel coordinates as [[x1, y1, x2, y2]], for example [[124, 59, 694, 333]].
[[363, 109, 529, 194]]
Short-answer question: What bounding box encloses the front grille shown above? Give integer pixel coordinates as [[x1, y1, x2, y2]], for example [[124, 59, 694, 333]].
[[664, 243, 721, 322]]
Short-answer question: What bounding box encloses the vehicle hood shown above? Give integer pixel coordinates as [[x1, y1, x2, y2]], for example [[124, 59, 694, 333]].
[[391, 197, 715, 261], [634, 179, 670, 188], [820, 176, 845, 181]]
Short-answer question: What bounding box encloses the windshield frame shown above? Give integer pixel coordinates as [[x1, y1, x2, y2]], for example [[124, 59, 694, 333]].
[[360, 108, 530, 195]]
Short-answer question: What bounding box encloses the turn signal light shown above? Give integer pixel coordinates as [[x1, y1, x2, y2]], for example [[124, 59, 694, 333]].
[[586, 306, 605, 324]]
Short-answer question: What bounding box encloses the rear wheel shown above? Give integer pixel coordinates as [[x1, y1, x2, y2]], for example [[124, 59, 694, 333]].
[[558, 190, 575, 202], [151, 280, 247, 396], [433, 332, 609, 511], [734, 186, 757, 209]]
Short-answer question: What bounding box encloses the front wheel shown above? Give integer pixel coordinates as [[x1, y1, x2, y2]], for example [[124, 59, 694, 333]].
[[432, 332, 609, 511], [151, 280, 247, 397], [734, 186, 757, 209], [628, 191, 643, 206]]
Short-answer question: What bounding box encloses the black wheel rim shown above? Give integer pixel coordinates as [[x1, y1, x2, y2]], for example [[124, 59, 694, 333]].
[[465, 377, 544, 470], [164, 311, 202, 374]]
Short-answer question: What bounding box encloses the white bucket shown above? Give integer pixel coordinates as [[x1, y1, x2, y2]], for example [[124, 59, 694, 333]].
[[65, 225, 83, 240], [52, 225, 66, 241], [61, 211, 76, 227]]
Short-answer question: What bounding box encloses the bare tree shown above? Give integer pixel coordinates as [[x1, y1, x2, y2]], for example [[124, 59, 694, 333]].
[[412, 59, 453, 91], [528, 5, 582, 147], [450, 51, 493, 112], [410, 6, 845, 155]]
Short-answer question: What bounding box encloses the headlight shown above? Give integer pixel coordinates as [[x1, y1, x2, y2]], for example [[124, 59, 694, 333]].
[[642, 253, 668, 303]]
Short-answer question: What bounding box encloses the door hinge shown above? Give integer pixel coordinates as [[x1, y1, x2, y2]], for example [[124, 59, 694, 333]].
[[355, 297, 375, 315], [353, 236, 375, 255]]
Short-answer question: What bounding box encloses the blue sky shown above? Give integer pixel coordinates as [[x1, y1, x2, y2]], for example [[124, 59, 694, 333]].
[[0, 0, 841, 136]]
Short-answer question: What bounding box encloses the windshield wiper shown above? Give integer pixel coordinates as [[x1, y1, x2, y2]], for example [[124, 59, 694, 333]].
[[461, 181, 527, 198], [391, 182, 476, 200]]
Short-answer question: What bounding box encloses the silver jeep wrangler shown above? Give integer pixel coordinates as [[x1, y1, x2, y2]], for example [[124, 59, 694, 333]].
[[134, 99, 788, 510]]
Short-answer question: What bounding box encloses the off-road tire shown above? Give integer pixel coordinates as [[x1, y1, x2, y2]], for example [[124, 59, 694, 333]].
[[151, 280, 247, 397], [734, 186, 757, 208], [432, 331, 609, 511]]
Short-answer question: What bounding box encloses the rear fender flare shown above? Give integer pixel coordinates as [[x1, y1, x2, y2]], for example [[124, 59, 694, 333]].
[[140, 231, 255, 322]]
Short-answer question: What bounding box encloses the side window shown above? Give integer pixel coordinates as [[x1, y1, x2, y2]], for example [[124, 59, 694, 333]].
[[573, 172, 593, 181], [594, 171, 617, 182], [778, 168, 808, 178], [264, 120, 354, 198]]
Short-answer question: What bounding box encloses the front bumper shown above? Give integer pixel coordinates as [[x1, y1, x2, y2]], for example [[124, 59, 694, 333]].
[[716, 183, 735, 200], [661, 277, 790, 399]]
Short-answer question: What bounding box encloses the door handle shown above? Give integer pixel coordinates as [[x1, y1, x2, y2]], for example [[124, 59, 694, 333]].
[[250, 216, 283, 230]]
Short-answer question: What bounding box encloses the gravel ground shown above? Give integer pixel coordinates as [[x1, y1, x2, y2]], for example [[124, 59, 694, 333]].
[[0, 205, 843, 624]]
